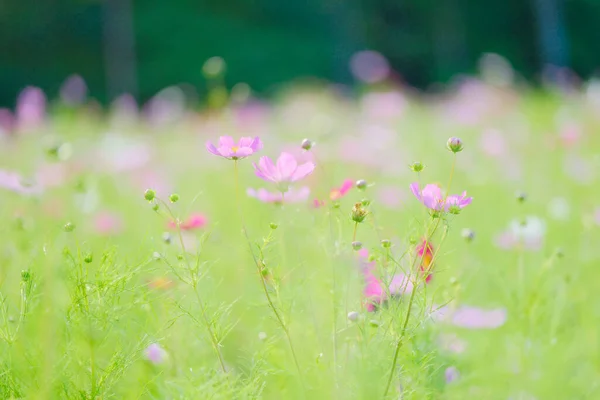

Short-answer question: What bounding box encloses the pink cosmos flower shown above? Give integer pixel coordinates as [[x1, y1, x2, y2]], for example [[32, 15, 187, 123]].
[[94, 211, 124, 235], [432, 305, 507, 329], [358, 249, 413, 312], [417, 239, 434, 283], [145, 343, 167, 364], [247, 186, 310, 204], [206, 136, 263, 160], [313, 199, 326, 208], [253, 152, 315, 191], [60, 74, 87, 105], [330, 179, 353, 201], [16, 86, 46, 130], [410, 182, 472, 212], [168, 213, 207, 231], [0, 169, 42, 195]]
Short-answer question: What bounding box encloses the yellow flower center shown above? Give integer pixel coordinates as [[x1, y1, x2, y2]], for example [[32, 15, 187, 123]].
[[231, 146, 239, 153]]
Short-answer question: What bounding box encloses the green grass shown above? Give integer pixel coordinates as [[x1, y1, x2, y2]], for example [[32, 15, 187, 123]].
[[1, 86, 599, 399]]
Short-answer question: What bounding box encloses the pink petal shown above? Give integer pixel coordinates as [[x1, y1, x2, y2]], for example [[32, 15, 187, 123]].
[[388, 274, 413, 296], [233, 146, 253, 158], [290, 161, 315, 182], [206, 141, 221, 156], [217, 146, 234, 158], [276, 152, 298, 180], [219, 136, 235, 148], [409, 182, 422, 201]]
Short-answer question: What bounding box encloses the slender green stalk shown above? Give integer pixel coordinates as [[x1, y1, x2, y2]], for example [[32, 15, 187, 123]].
[[156, 198, 228, 375], [233, 160, 304, 388]]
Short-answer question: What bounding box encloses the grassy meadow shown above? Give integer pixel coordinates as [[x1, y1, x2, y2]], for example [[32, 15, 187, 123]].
[[1, 78, 600, 399]]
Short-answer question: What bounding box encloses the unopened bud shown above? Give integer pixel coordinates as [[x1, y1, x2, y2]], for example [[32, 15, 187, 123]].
[[347, 311, 359, 322], [555, 247, 564, 258], [169, 193, 180, 203], [368, 254, 377, 262], [269, 222, 278, 230], [356, 179, 368, 190], [162, 232, 172, 244], [369, 320, 380, 327], [352, 241, 363, 251], [84, 253, 93, 263], [301, 138, 313, 151], [446, 137, 463, 153], [202, 56, 226, 78], [152, 203, 159, 212], [361, 198, 371, 206], [516, 191, 527, 203], [381, 239, 391, 248], [21, 270, 31, 282], [410, 162, 424, 172], [351, 202, 368, 223], [63, 222, 75, 232], [461, 228, 475, 242], [144, 189, 156, 202]]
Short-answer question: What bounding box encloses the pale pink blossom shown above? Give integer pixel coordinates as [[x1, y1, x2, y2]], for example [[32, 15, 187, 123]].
[[16, 86, 46, 130], [410, 182, 473, 212], [253, 152, 315, 191], [206, 136, 263, 160]]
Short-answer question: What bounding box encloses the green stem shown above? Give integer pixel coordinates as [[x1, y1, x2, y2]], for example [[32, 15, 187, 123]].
[[233, 161, 304, 388]]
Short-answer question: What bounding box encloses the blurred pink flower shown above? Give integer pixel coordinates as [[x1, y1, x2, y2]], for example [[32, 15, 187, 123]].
[[377, 186, 406, 209], [559, 124, 581, 148], [247, 186, 310, 204], [94, 211, 124, 235], [145, 343, 167, 364], [206, 136, 263, 160], [361, 91, 407, 121], [433, 305, 507, 329], [0, 169, 42, 195], [16, 86, 46, 130], [350, 50, 390, 83], [313, 199, 326, 208], [330, 179, 353, 201], [410, 182, 472, 212], [445, 366, 460, 383], [358, 249, 414, 312], [253, 152, 315, 191], [417, 239, 435, 283], [0, 108, 14, 135], [35, 163, 68, 188], [479, 129, 507, 157], [60, 74, 87, 105], [168, 213, 207, 231]]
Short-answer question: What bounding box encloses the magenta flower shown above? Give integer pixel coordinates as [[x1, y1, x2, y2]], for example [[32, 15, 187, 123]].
[[247, 186, 310, 204], [410, 182, 472, 212], [329, 179, 353, 201], [253, 152, 315, 191], [168, 213, 207, 231], [206, 136, 262, 160]]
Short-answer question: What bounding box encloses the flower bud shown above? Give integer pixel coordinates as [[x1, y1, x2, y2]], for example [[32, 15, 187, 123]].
[[516, 191, 527, 203], [84, 253, 93, 263], [347, 311, 359, 322], [169, 193, 180, 203], [351, 241, 362, 251], [301, 138, 313, 151], [369, 320, 380, 327], [361, 198, 371, 206], [410, 162, 424, 172], [21, 270, 31, 282], [446, 137, 463, 153], [152, 203, 159, 212], [351, 202, 368, 223], [381, 239, 391, 248], [202, 56, 226, 78], [461, 228, 475, 242], [356, 179, 367, 190], [162, 232, 172, 244], [63, 222, 75, 232], [269, 222, 278, 230], [144, 189, 156, 202], [367, 254, 377, 262]]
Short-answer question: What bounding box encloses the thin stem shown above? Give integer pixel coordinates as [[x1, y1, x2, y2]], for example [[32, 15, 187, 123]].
[[233, 161, 305, 388], [155, 198, 228, 375], [352, 222, 358, 242]]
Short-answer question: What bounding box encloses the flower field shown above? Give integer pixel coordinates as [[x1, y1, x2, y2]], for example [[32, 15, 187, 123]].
[[1, 77, 599, 399]]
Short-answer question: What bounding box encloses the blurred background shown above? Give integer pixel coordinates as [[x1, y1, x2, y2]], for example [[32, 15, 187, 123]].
[[1, 0, 598, 107]]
